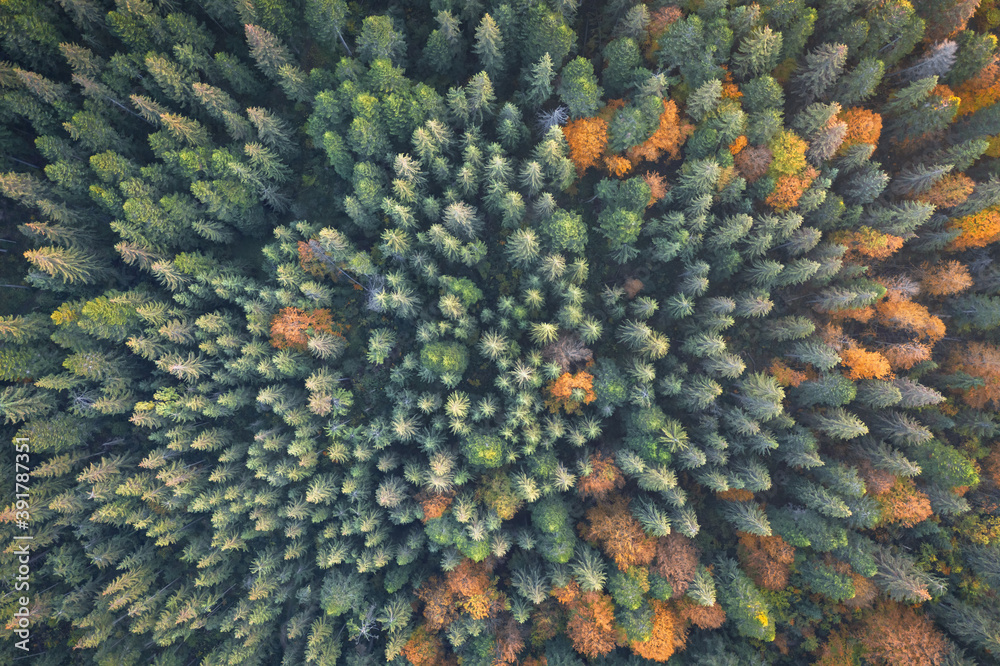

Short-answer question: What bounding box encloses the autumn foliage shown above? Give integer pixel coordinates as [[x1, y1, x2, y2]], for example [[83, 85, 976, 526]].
[[577, 451, 624, 499], [947, 342, 1000, 408], [416, 576, 457, 632], [831, 226, 905, 261], [491, 617, 526, 665], [765, 166, 818, 212], [875, 299, 946, 343], [604, 154, 633, 177], [545, 370, 597, 414], [630, 599, 679, 662], [676, 597, 727, 629], [643, 6, 683, 59], [840, 347, 893, 380], [563, 117, 609, 176], [625, 99, 693, 165], [297, 240, 333, 277], [728, 134, 747, 155], [734, 145, 773, 182], [580, 496, 657, 570], [446, 559, 503, 620], [417, 491, 454, 522], [954, 62, 1000, 117], [738, 532, 796, 591], [946, 206, 1000, 251], [403, 624, 454, 666], [916, 172, 975, 208], [768, 359, 809, 387], [881, 341, 934, 371], [651, 533, 700, 595], [874, 477, 933, 528], [925, 0, 980, 39], [642, 171, 669, 206], [715, 487, 756, 502], [268, 307, 343, 351], [856, 601, 950, 666], [857, 458, 898, 496], [837, 108, 882, 152], [414, 559, 506, 645], [919, 260, 973, 296], [551, 580, 618, 658]]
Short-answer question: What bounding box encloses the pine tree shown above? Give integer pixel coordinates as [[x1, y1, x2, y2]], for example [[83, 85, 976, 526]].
[[23, 246, 103, 284], [522, 52, 555, 109], [732, 26, 783, 80], [357, 15, 406, 65], [558, 57, 603, 119], [793, 43, 848, 103], [473, 14, 505, 79], [305, 0, 351, 54], [244, 24, 291, 80]]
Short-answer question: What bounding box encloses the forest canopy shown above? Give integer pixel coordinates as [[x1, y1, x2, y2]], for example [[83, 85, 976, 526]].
[[2, 0, 1000, 664]]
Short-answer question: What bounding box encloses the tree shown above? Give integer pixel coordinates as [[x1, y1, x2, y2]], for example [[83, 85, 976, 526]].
[[420, 341, 469, 377], [932, 596, 1000, 656], [602, 38, 641, 97], [738, 532, 795, 591], [0, 385, 57, 423], [793, 43, 848, 103], [473, 14, 505, 79], [269, 307, 343, 352], [858, 601, 950, 665], [630, 599, 679, 662], [732, 26, 783, 80], [244, 24, 291, 80], [357, 15, 406, 65], [872, 548, 946, 603], [523, 53, 555, 109], [577, 451, 623, 499], [809, 407, 869, 440], [625, 99, 693, 165], [833, 58, 886, 105], [798, 560, 856, 603], [716, 557, 774, 641], [950, 293, 1000, 330], [793, 373, 857, 407], [558, 57, 603, 119], [23, 246, 102, 284], [545, 370, 597, 414], [946, 206, 1000, 250], [520, 4, 576, 69], [562, 116, 608, 176], [305, 0, 350, 54], [875, 477, 932, 527], [552, 581, 618, 658], [841, 348, 893, 380], [581, 496, 657, 570]]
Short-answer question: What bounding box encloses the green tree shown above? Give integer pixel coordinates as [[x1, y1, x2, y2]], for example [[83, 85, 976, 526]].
[[557, 57, 603, 119], [357, 15, 406, 65], [602, 38, 641, 97], [473, 14, 505, 79], [793, 42, 848, 103], [732, 26, 783, 80]]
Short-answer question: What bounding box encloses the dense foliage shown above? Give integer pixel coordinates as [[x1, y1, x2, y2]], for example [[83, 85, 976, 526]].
[[2, 0, 1000, 664]]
